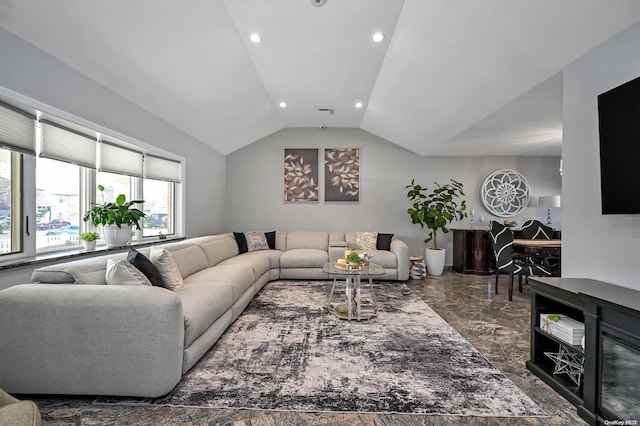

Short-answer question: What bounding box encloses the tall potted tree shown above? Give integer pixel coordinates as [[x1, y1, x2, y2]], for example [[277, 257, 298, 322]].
[[83, 185, 146, 248], [406, 179, 468, 275]]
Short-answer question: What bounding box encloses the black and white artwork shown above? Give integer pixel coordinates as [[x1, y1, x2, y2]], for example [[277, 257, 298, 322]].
[[324, 148, 359, 202], [283, 148, 319, 202]]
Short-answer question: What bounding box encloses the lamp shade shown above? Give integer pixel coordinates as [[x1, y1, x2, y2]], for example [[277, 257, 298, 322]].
[[539, 195, 561, 208]]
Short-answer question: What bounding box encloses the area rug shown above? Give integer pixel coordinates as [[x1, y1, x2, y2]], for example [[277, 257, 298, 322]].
[[96, 281, 545, 417]]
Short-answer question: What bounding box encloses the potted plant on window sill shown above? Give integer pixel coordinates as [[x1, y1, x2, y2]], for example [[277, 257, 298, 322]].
[[83, 185, 146, 248], [79, 231, 100, 251], [406, 179, 468, 276]]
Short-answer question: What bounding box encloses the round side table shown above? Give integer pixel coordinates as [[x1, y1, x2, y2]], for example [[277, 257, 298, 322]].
[[409, 255, 426, 279]]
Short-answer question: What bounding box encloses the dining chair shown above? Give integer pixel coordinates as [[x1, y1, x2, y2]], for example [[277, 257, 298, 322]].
[[520, 219, 560, 273], [521, 219, 553, 240], [489, 221, 552, 300]]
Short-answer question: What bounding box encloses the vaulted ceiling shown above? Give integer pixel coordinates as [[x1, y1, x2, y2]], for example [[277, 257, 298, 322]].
[[1, 0, 638, 156]]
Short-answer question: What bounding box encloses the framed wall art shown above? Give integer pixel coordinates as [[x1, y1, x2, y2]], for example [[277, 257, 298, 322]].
[[480, 169, 530, 217], [283, 148, 319, 202], [324, 148, 360, 202]]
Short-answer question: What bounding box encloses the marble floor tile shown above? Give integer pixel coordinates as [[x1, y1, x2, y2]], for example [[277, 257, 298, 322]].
[[26, 272, 586, 425]]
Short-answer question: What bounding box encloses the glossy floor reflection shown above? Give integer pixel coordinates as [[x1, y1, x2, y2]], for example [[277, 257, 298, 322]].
[[32, 272, 586, 425]]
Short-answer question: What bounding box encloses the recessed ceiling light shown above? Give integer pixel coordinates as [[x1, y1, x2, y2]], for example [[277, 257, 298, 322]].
[[279, 102, 287, 108], [250, 33, 262, 43], [355, 102, 363, 108], [372, 32, 385, 43]]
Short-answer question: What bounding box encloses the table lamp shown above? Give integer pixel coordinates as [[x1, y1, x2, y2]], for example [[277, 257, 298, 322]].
[[539, 195, 561, 226]]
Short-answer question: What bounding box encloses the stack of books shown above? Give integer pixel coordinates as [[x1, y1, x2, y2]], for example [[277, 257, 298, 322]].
[[540, 313, 585, 346]]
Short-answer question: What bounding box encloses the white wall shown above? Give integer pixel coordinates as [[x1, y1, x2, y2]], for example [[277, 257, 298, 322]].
[[0, 29, 226, 288], [562, 22, 640, 290], [225, 127, 562, 263]]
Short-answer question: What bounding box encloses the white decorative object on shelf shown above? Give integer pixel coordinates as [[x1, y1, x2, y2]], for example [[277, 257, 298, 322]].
[[540, 314, 585, 346], [544, 344, 585, 386], [480, 169, 530, 217]]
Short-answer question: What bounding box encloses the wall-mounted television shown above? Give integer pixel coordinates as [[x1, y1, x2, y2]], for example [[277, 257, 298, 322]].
[[597, 76, 640, 215]]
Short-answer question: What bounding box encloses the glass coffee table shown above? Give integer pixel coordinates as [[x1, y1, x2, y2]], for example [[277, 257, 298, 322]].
[[323, 262, 386, 321]]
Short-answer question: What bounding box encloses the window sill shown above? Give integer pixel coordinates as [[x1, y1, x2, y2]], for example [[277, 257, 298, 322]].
[[0, 236, 185, 271]]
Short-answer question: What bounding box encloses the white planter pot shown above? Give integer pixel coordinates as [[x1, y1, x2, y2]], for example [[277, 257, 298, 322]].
[[425, 248, 446, 276], [102, 224, 133, 248], [82, 240, 96, 251]]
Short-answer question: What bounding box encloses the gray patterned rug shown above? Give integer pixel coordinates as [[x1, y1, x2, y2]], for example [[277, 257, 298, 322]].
[[96, 281, 545, 417]]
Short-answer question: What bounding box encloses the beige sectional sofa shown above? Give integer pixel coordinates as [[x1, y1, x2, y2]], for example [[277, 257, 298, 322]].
[[0, 231, 408, 398]]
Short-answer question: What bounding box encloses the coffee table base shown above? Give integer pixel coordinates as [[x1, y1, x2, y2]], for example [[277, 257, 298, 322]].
[[326, 275, 377, 321]]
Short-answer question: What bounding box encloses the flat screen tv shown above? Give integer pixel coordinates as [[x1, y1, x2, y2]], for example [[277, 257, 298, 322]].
[[597, 76, 640, 215]]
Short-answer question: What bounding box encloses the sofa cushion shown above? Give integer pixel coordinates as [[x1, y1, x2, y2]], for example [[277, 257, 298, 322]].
[[376, 233, 394, 251], [128, 249, 165, 287], [285, 231, 328, 251], [275, 231, 287, 251], [218, 252, 272, 281], [280, 248, 328, 268], [198, 237, 239, 267], [355, 249, 398, 269], [184, 264, 255, 302], [105, 259, 152, 286], [177, 281, 234, 347], [150, 247, 184, 291], [168, 245, 209, 278]]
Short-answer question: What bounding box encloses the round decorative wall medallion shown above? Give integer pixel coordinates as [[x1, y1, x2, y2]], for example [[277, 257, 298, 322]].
[[480, 169, 530, 217]]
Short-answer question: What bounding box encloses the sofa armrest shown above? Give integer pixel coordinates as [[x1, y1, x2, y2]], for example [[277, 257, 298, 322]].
[[0, 284, 184, 397], [391, 238, 410, 280]]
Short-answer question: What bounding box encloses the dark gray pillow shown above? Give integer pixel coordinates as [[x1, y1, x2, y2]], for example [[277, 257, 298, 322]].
[[127, 248, 165, 287], [233, 232, 248, 254], [376, 233, 394, 251], [265, 231, 276, 249]]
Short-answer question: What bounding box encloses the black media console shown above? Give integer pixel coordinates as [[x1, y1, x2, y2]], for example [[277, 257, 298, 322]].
[[527, 277, 640, 425]]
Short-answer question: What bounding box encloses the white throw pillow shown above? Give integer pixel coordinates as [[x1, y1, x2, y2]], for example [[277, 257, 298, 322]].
[[244, 231, 269, 252], [356, 232, 378, 250], [105, 258, 152, 286], [150, 246, 184, 291]]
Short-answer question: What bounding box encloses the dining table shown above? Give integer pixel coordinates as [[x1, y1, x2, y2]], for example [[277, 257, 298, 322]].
[[513, 239, 562, 249], [513, 239, 561, 276]]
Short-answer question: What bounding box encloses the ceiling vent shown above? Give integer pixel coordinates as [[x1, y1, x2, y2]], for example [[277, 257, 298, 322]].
[[318, 108, 334, 115], [311, 0, 327, 7]]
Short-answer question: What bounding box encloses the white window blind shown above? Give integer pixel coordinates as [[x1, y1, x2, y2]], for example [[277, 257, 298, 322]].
[[39, 120, 96, 168], [99, 140, 143, 177], [0, 100, 36, 156], [144, 154, 181, 183]]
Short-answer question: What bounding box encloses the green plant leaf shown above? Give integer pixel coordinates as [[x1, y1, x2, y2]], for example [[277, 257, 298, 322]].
[[405, 178, 468, 249]]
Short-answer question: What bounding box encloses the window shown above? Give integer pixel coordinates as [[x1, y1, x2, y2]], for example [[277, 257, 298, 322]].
[[96, 172, 132, 205], [143, 179, 174, 237], [96, 171, 142, 243], [0, 149, 22, 255], [35, 157, 81, 250], [0, 99, 35, 257], [0, 93, 184, 260]]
